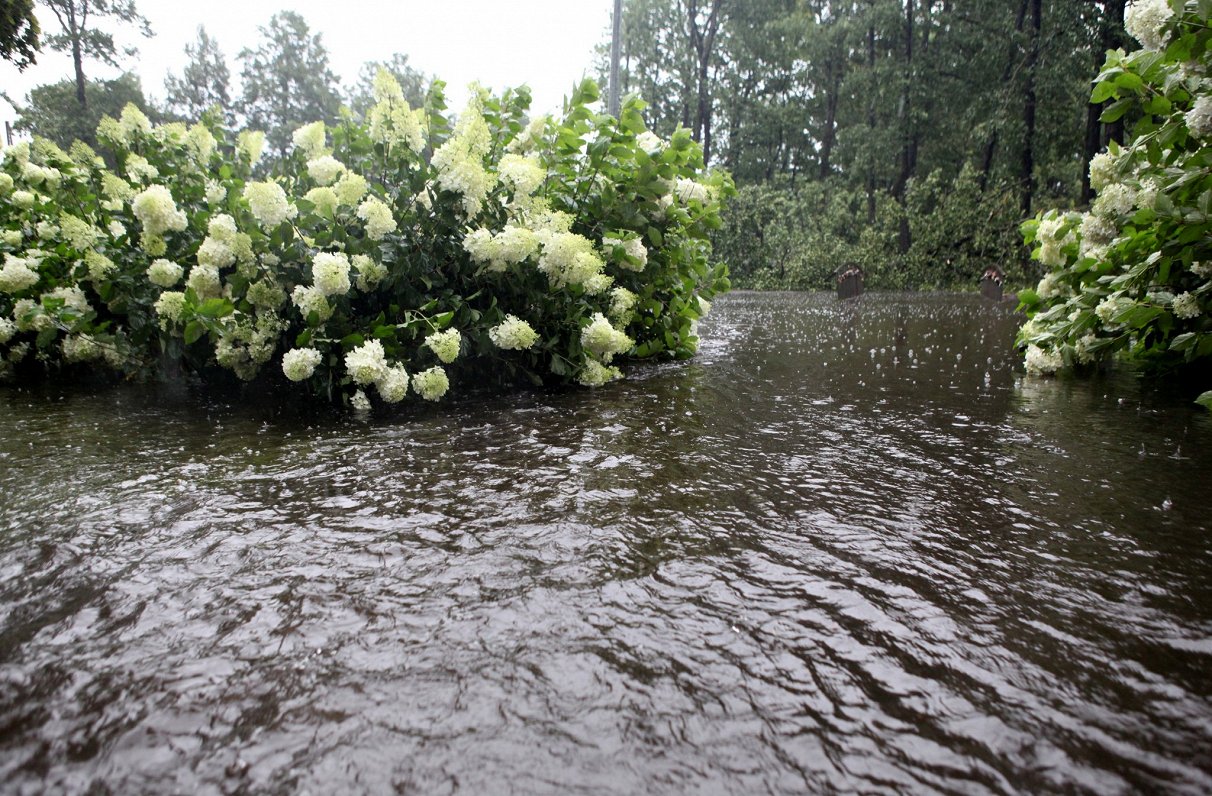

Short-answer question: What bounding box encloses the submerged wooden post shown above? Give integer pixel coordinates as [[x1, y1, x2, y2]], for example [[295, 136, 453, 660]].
[[980, 266, 1004, 301], [837, 265, 864, 300]]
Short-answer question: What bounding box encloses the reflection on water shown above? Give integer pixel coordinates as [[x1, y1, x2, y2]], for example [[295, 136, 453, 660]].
[[1, 291, 1210, 795]]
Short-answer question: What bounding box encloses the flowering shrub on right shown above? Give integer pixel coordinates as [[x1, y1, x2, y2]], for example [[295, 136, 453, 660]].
[[1018, 0, 1211, 402]]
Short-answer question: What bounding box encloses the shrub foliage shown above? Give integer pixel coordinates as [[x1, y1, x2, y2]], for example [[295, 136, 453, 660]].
[[0, 75, 732, 408]]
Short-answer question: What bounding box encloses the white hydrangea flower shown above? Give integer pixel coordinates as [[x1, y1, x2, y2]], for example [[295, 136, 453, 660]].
[[118, 103, 152, 141], [1095, 295, 1134, 328], [146, 259, 183, 288], [0, 254, 40, 294], [350, 389, 371, 412], [1185, 96, 1212, 139], [1088, 152, 1117, 193], [376, 363, 410, 403], [345, 339, 389, 385], [154, 291, 187, 326], [186, 264, 222, 299], [292, 121, 327, 159], [307, 155, 345, 186], [0, 317, 15, 344], [432, 94, 495, 216], [578, 359, 622, 387], [352, 254, 388, 291], [636, 131, 663, 150], [188, 123, 217, 162], [412, 366, 449, 401], [205, 180, 227, 206], [498, 154, 544, 196], [85, 251, 116, 281], [312, 252, 352, 297], [335, 172, 368, 205], [43, 286, 91, 315], [292, 285, 333, 323], [107, 220, 126, 239], [61, 334, 102, 363], [609, 287, 638, 322], [305, 187, 339, 217], [1191, 261, 1212, 278], [125, 154, 159, 183], [1125, 0, 1174, 51], [537, 231, 604, 288], [282, 347, 323, 381], [1024, 344, 1063, 376], [424, 328, 461, 363], [243, 181, 297, 229], [603, 235, 648, 271], [131, 185, 187, 236], [59, 215, 98, 250], [580, 312, 634, 362], [368, 70, 425, 153], [12, 298, 47, 331], [583, 273, 613, 295], [674, 178, 710, 204], [237, 130, 266, 166], [357, 196, 397, 240], [1172, 292, 1201, 319], [11, 190, 35, 209], [1092, 183, 1135, 218], [489, 315, 539, 350]]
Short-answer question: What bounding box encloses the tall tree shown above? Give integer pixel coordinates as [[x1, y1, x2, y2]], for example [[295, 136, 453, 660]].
[[9, 72, 151, 147], [683, 0, 725, 164], [163, 26, 232, 125], [348, 53, 428, 117], [1, 0, 40, 71], [238, 11, 341, 157], [39, 0, 151, 108]]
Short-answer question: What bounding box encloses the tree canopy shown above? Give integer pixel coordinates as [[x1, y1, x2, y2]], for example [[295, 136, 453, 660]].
[[0, 0, 40, 71], [237, 11, 342, 158], [163, 26, 232, 126]]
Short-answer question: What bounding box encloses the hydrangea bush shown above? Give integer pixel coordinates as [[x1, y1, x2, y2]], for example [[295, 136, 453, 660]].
[[1018, 0, 1210, 407], [0, 74, 732, 408]]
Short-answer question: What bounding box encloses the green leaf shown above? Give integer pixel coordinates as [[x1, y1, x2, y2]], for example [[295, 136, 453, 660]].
[[197, 298, 234, 319], [183, 321, 205, 345], [1169, 332, 1196, 351], [1090, 81, 1117, 104], [1196, 391, 1212, 411], [1100, 98, 1132, 123]]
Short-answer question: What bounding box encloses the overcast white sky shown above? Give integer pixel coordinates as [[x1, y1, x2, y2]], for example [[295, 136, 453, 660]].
[[1, 1, 612, 132]]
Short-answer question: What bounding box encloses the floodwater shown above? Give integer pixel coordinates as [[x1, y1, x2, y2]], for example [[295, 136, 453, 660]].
[[1, 292, 1210, 795]]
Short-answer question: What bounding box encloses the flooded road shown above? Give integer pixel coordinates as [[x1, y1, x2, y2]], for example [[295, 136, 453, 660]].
[[1, 292, 1210, 794]]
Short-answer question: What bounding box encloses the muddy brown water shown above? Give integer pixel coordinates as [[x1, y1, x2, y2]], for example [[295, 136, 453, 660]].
[[1, 292, 1210, 795]]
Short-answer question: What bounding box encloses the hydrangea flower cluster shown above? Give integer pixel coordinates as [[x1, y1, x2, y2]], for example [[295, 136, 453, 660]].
[[0, 74, 732, 407], [1019, 5, 1211, 383]]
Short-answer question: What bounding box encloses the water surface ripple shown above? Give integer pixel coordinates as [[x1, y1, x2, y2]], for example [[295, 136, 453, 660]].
[[1, 292, 1210, 795]]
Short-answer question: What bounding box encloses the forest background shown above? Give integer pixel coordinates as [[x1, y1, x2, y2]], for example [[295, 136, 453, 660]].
[[4, 0, 1129, 291]]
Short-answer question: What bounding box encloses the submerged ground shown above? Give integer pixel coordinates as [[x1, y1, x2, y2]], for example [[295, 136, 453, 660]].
[[1, 292, 1209, 794]]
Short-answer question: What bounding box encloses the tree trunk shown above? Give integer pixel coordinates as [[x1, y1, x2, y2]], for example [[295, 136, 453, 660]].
[[866, 15, 876, 224], [893, 0, 915, 201], [819, 71, 838, 179], [1020, 0, 1041, 215], [1081, 0, 1126, 203], [978, 0, 1029, 193], [72, 37, 87, 107], [684, 0, 723, 165]]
